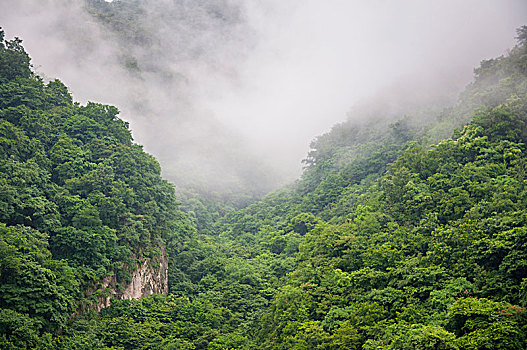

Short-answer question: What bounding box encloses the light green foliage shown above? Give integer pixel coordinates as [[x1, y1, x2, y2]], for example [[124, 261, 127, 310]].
[[159, 30, 527, 348], [247, 31, 527, 349], [0, 28, 191, 346], [2, 21, 527, 350], [363, 323, 458, 350], [447, 298, 527, 349], [94, 294, 240, 349]]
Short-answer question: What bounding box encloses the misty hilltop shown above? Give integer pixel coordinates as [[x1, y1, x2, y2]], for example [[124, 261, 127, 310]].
[[1, 0, 525, 199], [1, 2, 527, 349]]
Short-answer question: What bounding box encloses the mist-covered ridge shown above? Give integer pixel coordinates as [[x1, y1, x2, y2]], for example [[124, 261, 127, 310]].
[[1, 2, 527, 348], [1, 0, 525, 199]]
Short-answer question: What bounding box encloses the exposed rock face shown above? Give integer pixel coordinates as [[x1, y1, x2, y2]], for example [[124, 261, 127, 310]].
[[93, 246, 169, 311], [121, 249, 169, 300]]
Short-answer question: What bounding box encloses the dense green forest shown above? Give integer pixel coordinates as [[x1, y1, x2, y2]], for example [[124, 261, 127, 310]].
[[1, 21, 527, 350], [0, 27, 193, 348]]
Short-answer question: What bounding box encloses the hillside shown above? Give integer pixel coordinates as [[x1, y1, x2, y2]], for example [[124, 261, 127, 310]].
[[167, 28, 527, 349], [0, 28, 193, 348], [0, 24, 527, 350]]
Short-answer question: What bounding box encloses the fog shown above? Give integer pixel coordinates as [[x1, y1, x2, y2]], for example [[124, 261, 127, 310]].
[[1, 0, 525, 196]]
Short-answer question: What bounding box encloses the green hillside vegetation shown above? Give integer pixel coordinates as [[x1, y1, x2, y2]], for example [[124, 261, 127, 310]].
[[1, 23, 527, 349], [167, 27, 527, 349], [0, 28, 192, 348]]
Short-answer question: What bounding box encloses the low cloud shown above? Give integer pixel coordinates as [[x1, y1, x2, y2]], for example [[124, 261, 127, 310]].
[[1, 0, 525, 195]]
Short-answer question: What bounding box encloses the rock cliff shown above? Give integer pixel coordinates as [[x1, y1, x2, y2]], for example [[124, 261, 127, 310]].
[[93, 247, 169, 311]]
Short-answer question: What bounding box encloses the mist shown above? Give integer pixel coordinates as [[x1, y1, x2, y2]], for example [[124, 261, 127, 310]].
[[1, 0, 525, 197]]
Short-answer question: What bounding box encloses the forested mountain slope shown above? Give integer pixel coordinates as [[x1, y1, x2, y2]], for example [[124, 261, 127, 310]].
[[166, 28, 527, 349], [0, 28, 192, 348], [1, 24, 527, 350]]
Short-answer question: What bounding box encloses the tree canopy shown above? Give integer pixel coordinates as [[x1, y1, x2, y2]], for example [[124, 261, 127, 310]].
[[1, 23, 527, 349]]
